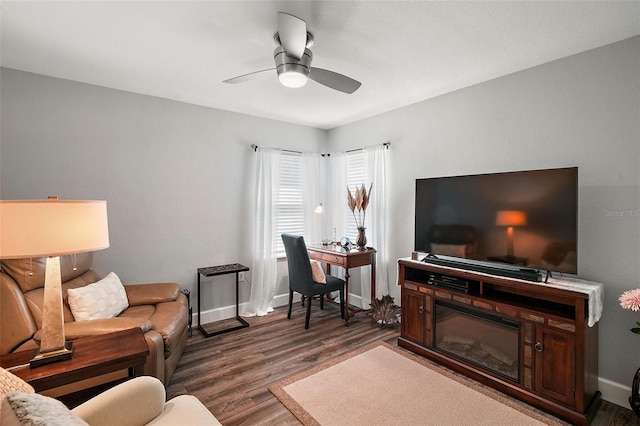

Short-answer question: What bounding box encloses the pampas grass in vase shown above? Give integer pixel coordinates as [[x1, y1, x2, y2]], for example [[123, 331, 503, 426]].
[[347, 183, 372, 249]]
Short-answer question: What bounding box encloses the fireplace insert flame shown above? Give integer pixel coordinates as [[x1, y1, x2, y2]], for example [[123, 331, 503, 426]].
[[435, 301, 520, 381]]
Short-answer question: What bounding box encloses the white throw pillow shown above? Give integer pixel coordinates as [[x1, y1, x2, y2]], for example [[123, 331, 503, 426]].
[[5, 392, 88, 426], [67, 272, 129, 321], [310, 260, 327, 284], [0, 367, 34, 421]]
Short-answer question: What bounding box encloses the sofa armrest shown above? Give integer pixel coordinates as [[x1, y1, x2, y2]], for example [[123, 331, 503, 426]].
[[147, 395, 221, 426], [33, 318, 151, 341], [125, 283, 181, 306], [72, 376, 165, 426]]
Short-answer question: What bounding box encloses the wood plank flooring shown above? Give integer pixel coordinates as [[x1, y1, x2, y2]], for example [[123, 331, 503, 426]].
[[166, 302, 639, 426]]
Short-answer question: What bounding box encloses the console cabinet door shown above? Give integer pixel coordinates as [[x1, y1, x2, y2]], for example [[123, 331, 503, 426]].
[[534, 325, 576, 407], [401, 287, 426, 345]]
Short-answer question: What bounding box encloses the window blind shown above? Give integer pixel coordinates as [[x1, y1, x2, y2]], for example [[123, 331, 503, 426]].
[[345, 150, 366, 242], [276, 151, 304, 256]]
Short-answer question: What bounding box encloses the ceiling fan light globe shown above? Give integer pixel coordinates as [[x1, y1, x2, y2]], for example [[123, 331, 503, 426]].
[[274, 46, 312, 89], [278, 69, 308, 88]]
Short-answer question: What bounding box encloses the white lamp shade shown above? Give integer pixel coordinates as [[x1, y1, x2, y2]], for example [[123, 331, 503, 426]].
[[0, 200, 110, 259]]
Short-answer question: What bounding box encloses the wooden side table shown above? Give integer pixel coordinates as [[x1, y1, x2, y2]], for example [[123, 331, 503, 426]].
[[0, 328, 148, 393], [197, 263, 250, 337]]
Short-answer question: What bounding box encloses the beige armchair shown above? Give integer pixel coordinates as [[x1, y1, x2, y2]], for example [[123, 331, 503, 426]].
[[1, 367, 220, 425], [73, 376, 221, 425]]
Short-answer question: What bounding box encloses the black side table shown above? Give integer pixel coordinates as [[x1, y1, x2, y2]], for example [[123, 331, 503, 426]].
[[197, 263, 250, 338]]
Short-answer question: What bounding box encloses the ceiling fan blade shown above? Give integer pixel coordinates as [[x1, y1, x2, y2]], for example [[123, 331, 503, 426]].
[[223, 68, 275, 84], [309, 68, 361, 94], [278, 12, 307, 60]]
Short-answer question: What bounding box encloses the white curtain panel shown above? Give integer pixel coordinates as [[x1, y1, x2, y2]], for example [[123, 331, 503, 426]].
[[361, 145, 389, 301], [302, 152, 322, 243], [327, 146, 389, 304], [243, 148, 280, 317], [327, 153, 347, 280], [327, 153, 347, 245]]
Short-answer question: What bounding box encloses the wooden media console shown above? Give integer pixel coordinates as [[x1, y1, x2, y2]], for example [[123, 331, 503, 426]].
[[398, 256, 603, 425]]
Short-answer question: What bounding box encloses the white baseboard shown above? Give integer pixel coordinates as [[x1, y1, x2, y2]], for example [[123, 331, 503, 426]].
[[195, 303, 243, 325], [193, 295, 631, 410], [193, 291, 366, 325], [599, 377, 632, 408]]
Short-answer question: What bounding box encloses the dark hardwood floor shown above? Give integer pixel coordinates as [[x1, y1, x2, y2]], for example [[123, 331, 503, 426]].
[[166, 302, 638, 426]]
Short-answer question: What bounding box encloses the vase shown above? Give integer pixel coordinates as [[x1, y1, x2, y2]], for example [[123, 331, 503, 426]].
[[631, 367, 640, 417], [356, 227, 367, 250]]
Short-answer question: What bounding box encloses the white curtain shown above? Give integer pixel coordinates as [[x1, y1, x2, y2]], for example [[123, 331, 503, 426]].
[[302, 152, 322, 243], [326, 153, 347, 280], [327, 153, 347, 246], [327, 145, 389, 305], [243, 148, 280, 317], [243, 145, 387, 316], [362, 145, 389, 301]]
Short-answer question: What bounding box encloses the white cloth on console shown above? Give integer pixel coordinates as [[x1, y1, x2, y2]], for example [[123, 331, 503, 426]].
[[538, 276, 603, 327]]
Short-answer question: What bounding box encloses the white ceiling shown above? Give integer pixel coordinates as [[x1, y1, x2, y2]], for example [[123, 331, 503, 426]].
[[2, 1, 639, 130]]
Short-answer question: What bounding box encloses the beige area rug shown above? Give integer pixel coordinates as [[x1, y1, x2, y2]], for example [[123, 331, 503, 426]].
[[269, 341, 568, 426]]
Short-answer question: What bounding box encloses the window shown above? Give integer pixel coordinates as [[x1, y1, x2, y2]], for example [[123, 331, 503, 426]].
[[276, 151, 304, 256], [345, 150, 366, 241]]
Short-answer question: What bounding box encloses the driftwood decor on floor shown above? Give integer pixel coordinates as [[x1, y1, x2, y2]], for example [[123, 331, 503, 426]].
[[166, 303, 640, 426], [368, 294, 400, 327]]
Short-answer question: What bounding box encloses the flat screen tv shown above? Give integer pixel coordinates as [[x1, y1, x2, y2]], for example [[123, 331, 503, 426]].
[[415, 167, 578, 276]]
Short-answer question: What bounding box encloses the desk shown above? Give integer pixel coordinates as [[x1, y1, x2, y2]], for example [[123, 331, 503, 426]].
[[197, 263, 250, 337], [0, 328, 148, 393], [307, 244, 376, 325]]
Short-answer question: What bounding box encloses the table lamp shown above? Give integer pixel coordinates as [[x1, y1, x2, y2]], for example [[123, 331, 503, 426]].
[[0, 197, 109, 366], [495, 210, 527, 261], [314, 203, 332, 245]]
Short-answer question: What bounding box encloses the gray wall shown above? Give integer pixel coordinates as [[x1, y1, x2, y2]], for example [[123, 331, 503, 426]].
[[1, 36, 638, 404], [327, 36, 640, 402], [0, 69, 326, 315]]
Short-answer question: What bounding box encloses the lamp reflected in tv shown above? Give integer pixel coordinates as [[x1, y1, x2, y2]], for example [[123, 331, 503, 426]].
[[496, 210, 527, 261]]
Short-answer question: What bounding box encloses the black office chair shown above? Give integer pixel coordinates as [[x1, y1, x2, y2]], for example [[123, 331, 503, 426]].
[[281, 234, 345, 329]]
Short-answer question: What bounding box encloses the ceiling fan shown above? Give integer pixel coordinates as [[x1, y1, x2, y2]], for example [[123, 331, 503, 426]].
[[223, 12, 361, 94]]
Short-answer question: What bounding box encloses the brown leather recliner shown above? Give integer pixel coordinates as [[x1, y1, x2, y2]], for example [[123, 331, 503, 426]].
[[0, 253, 188, 387]]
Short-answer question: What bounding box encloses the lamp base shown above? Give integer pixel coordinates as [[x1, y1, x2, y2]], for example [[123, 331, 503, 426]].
[[30, 341, 73, 367]]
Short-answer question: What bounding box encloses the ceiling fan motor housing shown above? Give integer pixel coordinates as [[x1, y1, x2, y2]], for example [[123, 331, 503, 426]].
[[274, 46, 313, 87]]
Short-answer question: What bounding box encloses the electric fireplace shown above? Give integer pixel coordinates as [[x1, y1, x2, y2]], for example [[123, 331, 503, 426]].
[[434, 300, 520, 381], [399, 259, 602, 425]]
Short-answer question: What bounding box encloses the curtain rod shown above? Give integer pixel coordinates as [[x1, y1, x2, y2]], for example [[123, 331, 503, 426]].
[[250, 144, 302, 154], [345, 141, 391, 153], [251, 141, 391, 155]]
